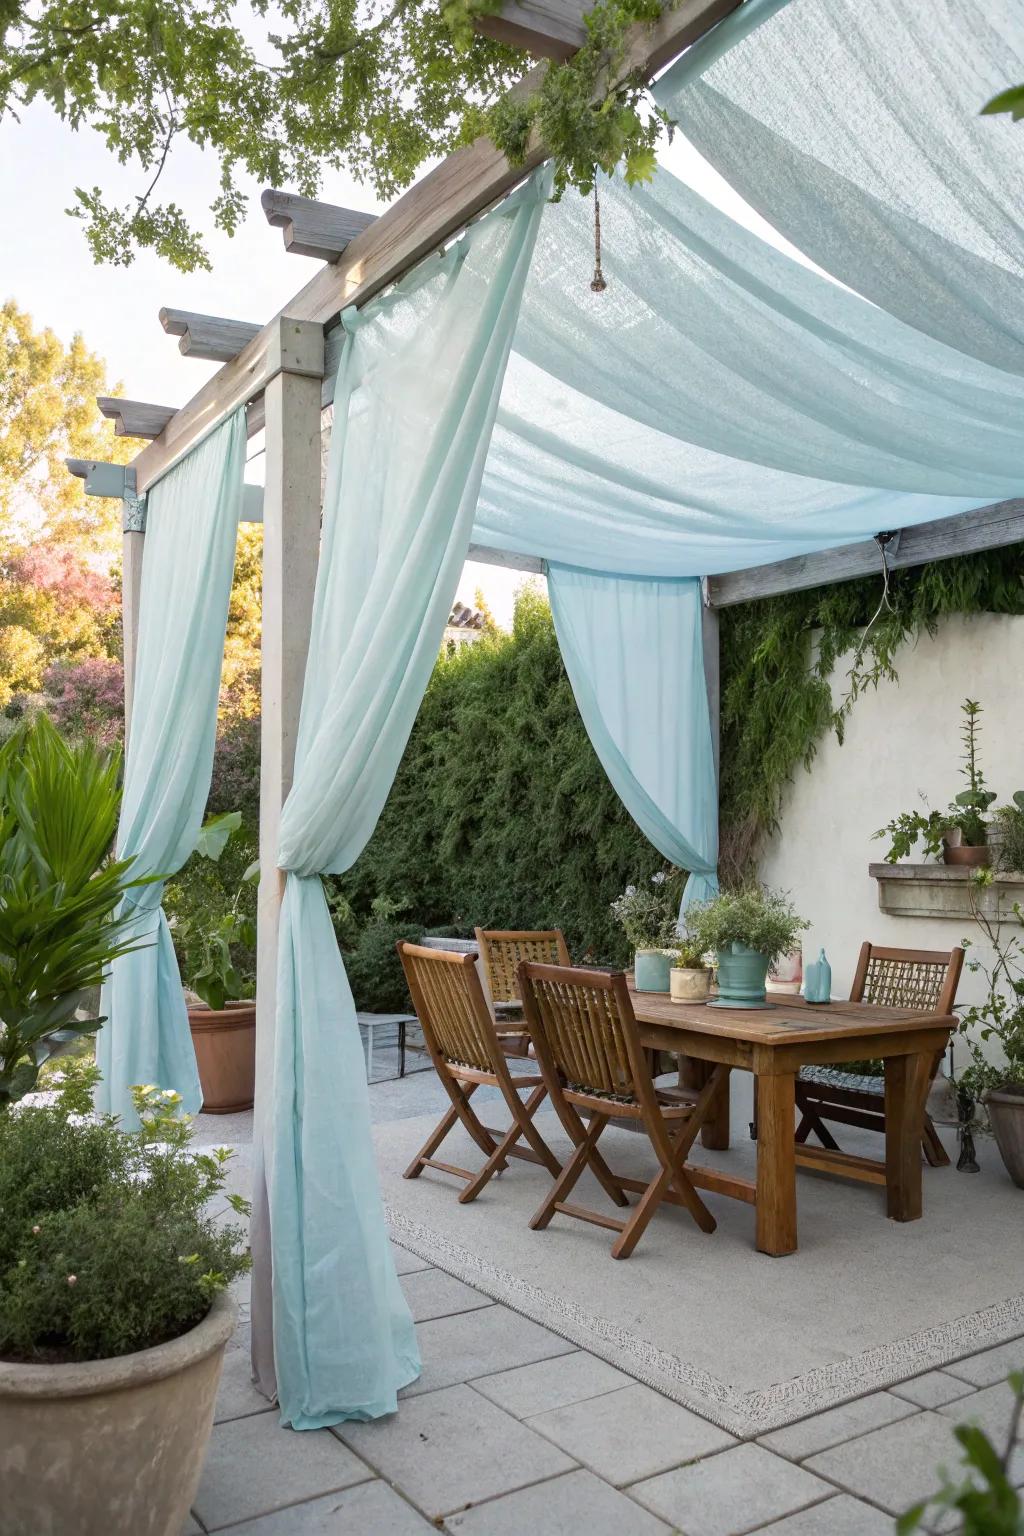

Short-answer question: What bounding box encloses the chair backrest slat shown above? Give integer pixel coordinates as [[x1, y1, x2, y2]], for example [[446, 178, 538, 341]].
[[849, 942, 964, 1016], [475, 928, 570, 1006], [519, 962, 640, 1100], [398, 942, 495, 1072]]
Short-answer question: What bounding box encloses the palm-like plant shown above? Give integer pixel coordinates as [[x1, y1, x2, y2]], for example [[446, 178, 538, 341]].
[[0, 714, 148, 1106]]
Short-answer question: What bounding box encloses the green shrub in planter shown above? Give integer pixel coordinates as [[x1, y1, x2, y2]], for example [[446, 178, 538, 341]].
[[687, 887, 808, 1005], [0, 1070, 249, 1364]]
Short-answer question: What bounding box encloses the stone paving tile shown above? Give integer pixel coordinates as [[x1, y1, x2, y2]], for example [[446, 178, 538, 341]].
[[890, 1370, 979, 1410], [526, 1381, 735, 1486], [183, 1518, 204, 1535], [334, 1382, 574, 1519], [937, 1379, 1024, 1482], [470, 1351, 631, 1419], [213, 1481, 435, 1534], [194, 1413, 372, 1532], [805, 1410, 959, 1517], [759, 1390, 916, 1460], [945, 1336, 1024, 1388], [631, 1443, 832, 1536], [215, 1344, 277, 1424], [401, 1303, 575, 1397], [444, 1468, 673, 1535], [392, 1243, 434, 1276], [751, 1493, 895, 1534], [400, 1266, 495, 1323]]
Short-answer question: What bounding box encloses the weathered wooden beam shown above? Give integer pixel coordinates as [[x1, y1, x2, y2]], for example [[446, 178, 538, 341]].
[[475, 0, 588, 60], [65, 458, 137, 499], [97, 397, 177, 440], [261, 190, 378, 261], [130, 0, 739, 492], [706, 498, 1024, 607], [159, 308, 261, 362], [466, 542, 545, 574]]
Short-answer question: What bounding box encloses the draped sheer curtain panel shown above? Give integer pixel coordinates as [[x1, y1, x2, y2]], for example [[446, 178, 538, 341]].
[[254, 170, 550, 1430], [548, 566, 718, 912], [96, 410, 246, 1127]]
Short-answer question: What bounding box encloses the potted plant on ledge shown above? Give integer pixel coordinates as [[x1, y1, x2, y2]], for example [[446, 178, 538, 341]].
[[687, 886, 808, 1008], [611, 871, 680, 993], [1, 1071, 249, 1536], [168, 812, 258, 1114], [875, 699, 997, 868]]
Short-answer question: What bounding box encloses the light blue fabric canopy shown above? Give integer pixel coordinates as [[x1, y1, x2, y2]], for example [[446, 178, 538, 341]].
[[257, 171, 550, 1430], [548, 567, 718, 911], [97, 411, 246, 1127]]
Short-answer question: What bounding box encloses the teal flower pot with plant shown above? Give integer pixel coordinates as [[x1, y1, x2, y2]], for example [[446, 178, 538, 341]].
[[633, 948, 675, 993], [687, 887, 809, 1009], [610, 871, 681, 994]]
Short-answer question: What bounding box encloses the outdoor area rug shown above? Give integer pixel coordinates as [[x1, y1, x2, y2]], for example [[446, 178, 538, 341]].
[[375, 1078, 1024, 1437]]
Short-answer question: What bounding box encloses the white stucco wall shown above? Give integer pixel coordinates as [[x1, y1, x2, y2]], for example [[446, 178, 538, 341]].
[[756, 613, 1024, 1054]]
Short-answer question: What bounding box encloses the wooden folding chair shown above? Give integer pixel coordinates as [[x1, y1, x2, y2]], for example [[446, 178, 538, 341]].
[[752, 943, 963, 1168], [474, 928, 571, 1056], [397, 942, 562, 1204], [518, 961, 728, 1259]]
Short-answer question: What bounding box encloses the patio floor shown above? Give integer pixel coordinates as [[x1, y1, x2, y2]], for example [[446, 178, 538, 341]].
[[188, 1033, 1024, 1534]]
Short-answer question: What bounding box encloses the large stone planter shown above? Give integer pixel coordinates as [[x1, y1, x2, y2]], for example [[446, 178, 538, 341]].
[[0, 1292, 236, 1536], [188, 999, 256, 1112], [987, 1087, 1024, 1189]]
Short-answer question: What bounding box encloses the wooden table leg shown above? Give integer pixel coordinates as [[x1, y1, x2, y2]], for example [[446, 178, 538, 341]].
[[680, 1056, 731, 1150], [755, 1071, 797, 1256], [885, 1051, 932, 1221]]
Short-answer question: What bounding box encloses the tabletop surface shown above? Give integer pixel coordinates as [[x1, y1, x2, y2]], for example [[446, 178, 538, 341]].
[[627, 982, 956, 1047]]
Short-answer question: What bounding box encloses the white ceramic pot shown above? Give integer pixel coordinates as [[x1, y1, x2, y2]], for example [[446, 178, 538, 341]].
[[670, 967, 711, 1003], [0, 1292, 236, 1536]]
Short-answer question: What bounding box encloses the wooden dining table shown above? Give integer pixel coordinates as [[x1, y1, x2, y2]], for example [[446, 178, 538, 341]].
[[628, 983, 956, 1257]]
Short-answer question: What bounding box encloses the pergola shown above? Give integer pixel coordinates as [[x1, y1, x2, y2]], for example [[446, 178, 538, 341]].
[[67, 0, 1024, 1430]]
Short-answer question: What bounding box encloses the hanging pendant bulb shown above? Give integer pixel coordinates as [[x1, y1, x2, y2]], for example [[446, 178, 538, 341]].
[[590, 178, 607, 293]]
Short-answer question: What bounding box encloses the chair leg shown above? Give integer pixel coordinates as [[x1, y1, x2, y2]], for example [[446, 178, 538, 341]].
[[460, 1115, 530, 1204], [795, 1090, 841, 1151], [922, 1113, 951, 1168], [404, 1079, 509, 1182], [530, 1113, 612, 1230], [498, 1080, 563, 1179], [612, 1093, 718, 1259]]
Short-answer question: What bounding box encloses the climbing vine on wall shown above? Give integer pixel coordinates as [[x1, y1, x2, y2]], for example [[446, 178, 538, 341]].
[[718, 546, 1024, 885]]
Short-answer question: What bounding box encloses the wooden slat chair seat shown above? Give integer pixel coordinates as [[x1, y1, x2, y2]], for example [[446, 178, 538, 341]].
[[475, 927, 572, 1057], [792, 943, 964, 1168], [397, 942, 562, 1204], [518, 961, 728, 1259]]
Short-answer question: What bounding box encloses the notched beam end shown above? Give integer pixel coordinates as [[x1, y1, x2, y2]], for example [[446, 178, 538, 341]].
[[261, 188, 378, 261], [475, 0, 586, 60], [97, 396, 177, 439]]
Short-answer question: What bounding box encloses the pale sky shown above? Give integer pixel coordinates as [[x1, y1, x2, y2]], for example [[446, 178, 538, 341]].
[[0, 93, 801, 627]]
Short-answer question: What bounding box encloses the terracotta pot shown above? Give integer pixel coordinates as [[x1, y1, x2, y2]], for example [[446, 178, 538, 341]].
[[187, 999, 256, 1113], [0, 1293, 235, 1536], [670, 967, 711, 1003], [942, 842, 990, 867], [986, 1087, 1024, 1189]]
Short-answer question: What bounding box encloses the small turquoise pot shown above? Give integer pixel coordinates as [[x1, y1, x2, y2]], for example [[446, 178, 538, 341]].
[[715, 943, 771, 1005], [633, 949, 674, 993]]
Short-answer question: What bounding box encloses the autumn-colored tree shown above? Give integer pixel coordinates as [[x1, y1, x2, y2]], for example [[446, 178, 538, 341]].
[[221, 523, 263, 718]]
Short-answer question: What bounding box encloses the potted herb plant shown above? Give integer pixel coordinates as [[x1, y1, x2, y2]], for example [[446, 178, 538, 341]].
[[875, 699, 997, 868], [956, 890, 1024, 1188], [989, 791, 1024, 876], [610, 872, 679, 992], [671, 940, 712, 1003], [168, 812, 258, 1114], [687, 886, 808, 1007], [0, 715, 147, 1105], [0, 1069, 249, 1536]]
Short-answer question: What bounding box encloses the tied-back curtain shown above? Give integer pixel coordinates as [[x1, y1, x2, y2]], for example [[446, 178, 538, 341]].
[[655, 0, 1024, 374], [547, 565, 717, 913], [261, 170, 550, 1431], [96, 410, 246, 1126]]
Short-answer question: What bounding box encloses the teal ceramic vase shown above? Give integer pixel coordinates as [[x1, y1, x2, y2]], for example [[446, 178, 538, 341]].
[[715, 942, 771, 1005], [804, 948, 832, 1004], [633, 949, 673, 993]]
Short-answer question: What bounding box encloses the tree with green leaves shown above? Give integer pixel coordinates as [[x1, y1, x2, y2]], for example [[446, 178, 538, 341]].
[[0, 0, 670, 271]]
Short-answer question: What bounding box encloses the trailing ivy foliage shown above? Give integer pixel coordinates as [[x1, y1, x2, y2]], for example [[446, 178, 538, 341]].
[[718, 546, 1024, 885], [330, 584, 667, 1005]]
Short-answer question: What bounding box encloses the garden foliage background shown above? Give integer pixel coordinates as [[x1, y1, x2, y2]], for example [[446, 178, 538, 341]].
[[6, 300, 1024, 1012]]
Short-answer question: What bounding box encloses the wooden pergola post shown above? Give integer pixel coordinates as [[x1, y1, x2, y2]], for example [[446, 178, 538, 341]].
[[249, 318, 326, 1400]]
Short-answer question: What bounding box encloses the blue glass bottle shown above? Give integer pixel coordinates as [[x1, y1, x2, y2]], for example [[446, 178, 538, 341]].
[[804, 948, 831, 1004]]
